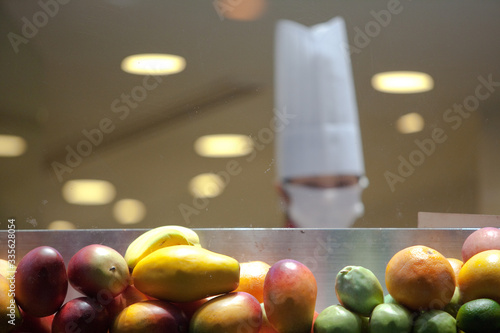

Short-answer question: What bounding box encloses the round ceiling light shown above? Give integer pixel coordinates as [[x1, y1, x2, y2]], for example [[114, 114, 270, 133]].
[[48, 220, 76, 230], [371, 71, 434, 94], [121, 53, 186, 75], [113, 199, 147, 225], [396, 112, 425, 134], [189, 173, 225, 198]]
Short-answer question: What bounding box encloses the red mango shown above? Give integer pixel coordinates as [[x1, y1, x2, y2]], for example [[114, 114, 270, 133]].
[[67, 244, 130, 299], [263, 259, 317, 333], [15, 246, 68, 317], [190, 292, 262, 333], [52, 297, 109, 333], [110, 300, 188, 333]]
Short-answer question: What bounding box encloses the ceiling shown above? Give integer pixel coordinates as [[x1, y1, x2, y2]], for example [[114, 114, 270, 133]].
[[1, 0, 500, 230]]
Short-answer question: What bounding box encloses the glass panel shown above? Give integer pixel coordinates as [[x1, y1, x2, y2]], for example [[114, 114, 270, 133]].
[[1, 1, 499, 229]]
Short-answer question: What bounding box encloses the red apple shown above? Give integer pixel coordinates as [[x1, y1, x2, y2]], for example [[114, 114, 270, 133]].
[[67, 244, 130, 299], [462, 227, 500, 263]]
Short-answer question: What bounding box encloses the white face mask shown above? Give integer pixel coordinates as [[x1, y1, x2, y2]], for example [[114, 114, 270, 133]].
[[284, 183, 364, 228]]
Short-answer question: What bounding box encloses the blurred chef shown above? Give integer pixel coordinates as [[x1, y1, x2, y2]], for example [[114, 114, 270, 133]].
[[274, 17, 367, 228]]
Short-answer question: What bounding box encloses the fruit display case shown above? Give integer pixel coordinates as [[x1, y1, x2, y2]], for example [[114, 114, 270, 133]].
[[0, 227, 474, 312]]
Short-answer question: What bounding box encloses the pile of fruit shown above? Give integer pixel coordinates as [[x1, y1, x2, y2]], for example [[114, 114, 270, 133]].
[[1, 226, 500, 332]]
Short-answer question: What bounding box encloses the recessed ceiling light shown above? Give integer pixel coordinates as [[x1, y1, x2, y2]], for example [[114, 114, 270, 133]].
[[113, 199, 146, 225], [371, 71, 434, 93], [396, 112, 425, 134], [121, 53, 186, 75], [194, 134, 253, 158], [189, 173, 225, 198], [62, 179, 116, 205], [0, 134, 27, 157], [48, 220, 76, 230]]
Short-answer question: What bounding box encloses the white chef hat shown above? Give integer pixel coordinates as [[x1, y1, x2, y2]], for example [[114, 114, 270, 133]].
[[274, 17, 365, 180]]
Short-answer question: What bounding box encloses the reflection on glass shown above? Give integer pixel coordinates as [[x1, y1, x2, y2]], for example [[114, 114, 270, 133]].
[[1, 1, 498, 230]]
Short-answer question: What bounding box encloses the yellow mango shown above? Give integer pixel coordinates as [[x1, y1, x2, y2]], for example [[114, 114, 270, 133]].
[[0, 259, 15, 278], [132, 245, 239, 302]]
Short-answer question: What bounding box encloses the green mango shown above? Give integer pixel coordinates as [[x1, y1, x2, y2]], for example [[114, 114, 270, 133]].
[[335, 266, 384, 316], [443, 286, 462, 318], [313, 305, 362, 333], [413, 310, 456, 333], [369, 303, 413, 333], [384, 294, 400, 304]]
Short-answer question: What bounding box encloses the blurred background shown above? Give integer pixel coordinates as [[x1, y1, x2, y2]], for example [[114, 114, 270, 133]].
[[1, 0, 499, 230]]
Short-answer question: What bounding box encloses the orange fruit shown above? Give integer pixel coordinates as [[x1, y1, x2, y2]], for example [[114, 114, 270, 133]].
[[458, 249, 500, 303], [234, 260, 271, 303], [385, 245, 456, 311], [447, 258, 463, 280]]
